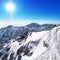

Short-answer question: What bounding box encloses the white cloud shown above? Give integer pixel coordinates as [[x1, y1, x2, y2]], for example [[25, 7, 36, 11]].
[[0, 20, 59, 29]]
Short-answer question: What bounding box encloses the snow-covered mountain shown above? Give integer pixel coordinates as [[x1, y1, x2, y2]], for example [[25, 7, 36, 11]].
[[0, 23, 60, 60], [0, 23, 57, 44], [26, 23, 58, 32]]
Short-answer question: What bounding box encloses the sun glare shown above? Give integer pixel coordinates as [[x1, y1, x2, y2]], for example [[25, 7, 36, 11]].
[[5, 2, 15, 13]]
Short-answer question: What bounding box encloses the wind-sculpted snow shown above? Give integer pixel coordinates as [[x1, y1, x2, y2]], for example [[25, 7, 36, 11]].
[[0, 23, 60, 60]]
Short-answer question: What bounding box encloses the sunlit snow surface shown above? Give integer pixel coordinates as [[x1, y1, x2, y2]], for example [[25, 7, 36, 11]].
[[0, 26, 60, 60], [22, 26, 60, 60]]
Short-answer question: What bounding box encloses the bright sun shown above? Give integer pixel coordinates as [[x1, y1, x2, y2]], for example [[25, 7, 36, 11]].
[[5, 2, 15, 13]]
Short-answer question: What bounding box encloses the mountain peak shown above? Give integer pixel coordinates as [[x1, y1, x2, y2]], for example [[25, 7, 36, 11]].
[[7, 25, 13, 28], [26, 23, 41, 27]]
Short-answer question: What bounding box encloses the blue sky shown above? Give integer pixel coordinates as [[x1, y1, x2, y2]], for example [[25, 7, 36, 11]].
[[0, 0, 60, 23]]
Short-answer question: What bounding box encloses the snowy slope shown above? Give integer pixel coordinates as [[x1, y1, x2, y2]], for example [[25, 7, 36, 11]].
[[0, 25, 60, 60], [0, 23, 58, 50], [21, 26, 60, 60]]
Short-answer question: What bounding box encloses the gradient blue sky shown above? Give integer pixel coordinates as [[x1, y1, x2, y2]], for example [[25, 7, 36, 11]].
[[0, 0, 60, 23]]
